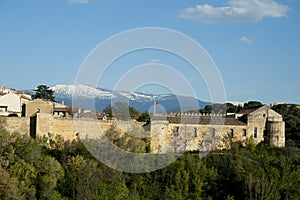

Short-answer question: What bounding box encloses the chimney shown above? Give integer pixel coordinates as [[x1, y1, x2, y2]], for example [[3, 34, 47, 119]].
[[62, 100, 64, 105]]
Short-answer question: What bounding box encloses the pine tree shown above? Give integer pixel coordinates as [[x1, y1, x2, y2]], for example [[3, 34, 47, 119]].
[[34, 85, 55, 101]]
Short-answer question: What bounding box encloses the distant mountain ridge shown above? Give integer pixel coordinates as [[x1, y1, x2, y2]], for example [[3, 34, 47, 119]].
[[49, 84, 209, 113]]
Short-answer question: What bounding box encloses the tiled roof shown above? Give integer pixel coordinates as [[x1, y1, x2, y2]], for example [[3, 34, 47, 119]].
[[237, 108, 257, 115], [53, 102, 69, 108], [53, 102, 70, 111], [237, 105, 267, 115], [152, 115, 247, 126]]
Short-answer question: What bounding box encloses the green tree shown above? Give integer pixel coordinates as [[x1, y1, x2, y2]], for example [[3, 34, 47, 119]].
[[64, 155, 99, 200], [34, 85, 55, 101], [244, 101, 262, 109], [200, 103, 242, 114], [272, 104, 300, 146], [136, 111, 150, 123], [36, 156, 65, 199], [199, 105, 212, 114], [104, 102, 140, 120], [103, 104, 113, 118], [9, 159, 37, 199], [96, 182, 129, 200], [111, 102, 137, 121], [104, 124, 149, 153], [129, 106, 139, 118], [0, 166, 22, 200], [226, 103, 242, 113]]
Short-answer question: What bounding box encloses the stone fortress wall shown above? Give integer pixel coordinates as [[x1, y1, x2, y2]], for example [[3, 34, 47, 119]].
[[150, 105, 285, 153], [0, 87, 285, 152], [1, 105, 285, 153], [1, 114, 142, 141], [150, 120, 249, 153], [1, 114, 113, 140], [3, 117, 30, 136]]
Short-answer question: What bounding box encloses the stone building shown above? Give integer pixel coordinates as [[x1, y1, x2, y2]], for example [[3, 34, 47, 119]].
[[150, 105, 285, 153], [0, 92, 31, 117], [1, 98, 285, 153], [25, 99, 71, 117]]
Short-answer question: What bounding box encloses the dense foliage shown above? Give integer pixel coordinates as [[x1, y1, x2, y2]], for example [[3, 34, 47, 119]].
[[34, 85, 55, 101], [102, 102, 150, 123], [103, 102, 140, 121], [1, 123, 300, 199], [199, 103, 242, 114], [272, 104, 300, 146], [136, 111, 151, 123], [199, 101, 262, 114]]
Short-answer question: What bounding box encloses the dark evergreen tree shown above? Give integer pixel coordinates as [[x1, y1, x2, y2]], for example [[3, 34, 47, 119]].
[[244, 101, 262, 109], [136, 111, 150, 123], [34, 85, 55, 101], [104, 102, 140, 120], [102, 104, 113, 118]]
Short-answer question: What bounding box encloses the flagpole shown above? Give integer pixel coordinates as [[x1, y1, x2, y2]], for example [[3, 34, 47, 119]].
[[154, 99, 156, 116]]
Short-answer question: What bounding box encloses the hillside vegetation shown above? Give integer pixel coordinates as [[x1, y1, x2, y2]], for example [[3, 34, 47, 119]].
[[1, 121, 300, 199]]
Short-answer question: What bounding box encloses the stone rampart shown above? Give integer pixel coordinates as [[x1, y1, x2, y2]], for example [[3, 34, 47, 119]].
[[1, 115, 113, 140], [1, 117, 30, 136]]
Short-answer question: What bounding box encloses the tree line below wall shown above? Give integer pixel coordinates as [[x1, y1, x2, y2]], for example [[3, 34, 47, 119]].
[[1, 119, 300, 200]]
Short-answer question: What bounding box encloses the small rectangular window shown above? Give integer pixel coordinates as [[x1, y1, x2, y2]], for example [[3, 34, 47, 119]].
[[175, 127, 179, 137], [209, 127, 216, 138], [194, 127, 197, 137], [230, 129, 234, 137], [242, 129, 246, 137], [254, 127, 257, 138], [0, 106, 8, 112]]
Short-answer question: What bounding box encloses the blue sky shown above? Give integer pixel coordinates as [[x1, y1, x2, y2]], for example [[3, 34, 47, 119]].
[[0, 0, 299, 104]]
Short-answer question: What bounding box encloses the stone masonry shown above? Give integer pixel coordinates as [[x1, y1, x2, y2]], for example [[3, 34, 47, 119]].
[[150, 105, 285, 153]]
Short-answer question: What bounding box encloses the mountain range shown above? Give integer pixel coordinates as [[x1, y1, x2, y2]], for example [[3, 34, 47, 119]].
[[48, 84, 209, 113]]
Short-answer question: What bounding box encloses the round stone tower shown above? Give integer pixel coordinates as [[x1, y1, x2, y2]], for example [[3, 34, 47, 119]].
[[267, 121, 285, 147]]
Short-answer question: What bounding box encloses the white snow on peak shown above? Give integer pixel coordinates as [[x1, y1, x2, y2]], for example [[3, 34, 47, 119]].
[[51, 84, 154, 101], [51, 84, 112, 99]]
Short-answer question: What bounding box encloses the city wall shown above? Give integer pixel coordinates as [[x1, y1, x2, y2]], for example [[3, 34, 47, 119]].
[[1, 115, 114, 140], [1, 117, 30, 136], [150, 120, 249, 153]]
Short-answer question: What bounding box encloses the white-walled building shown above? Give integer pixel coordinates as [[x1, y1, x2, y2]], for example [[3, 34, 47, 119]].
[[0, 92, 31, 117]]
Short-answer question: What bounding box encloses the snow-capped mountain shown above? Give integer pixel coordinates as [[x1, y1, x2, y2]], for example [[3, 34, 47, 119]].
[[50, 84, 209, 113], [51, 84, 113, 99]]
